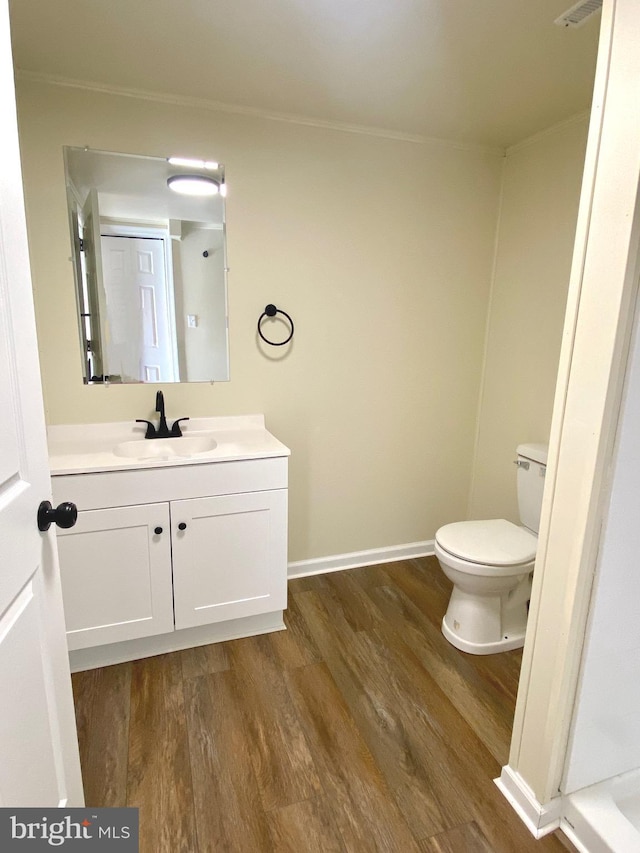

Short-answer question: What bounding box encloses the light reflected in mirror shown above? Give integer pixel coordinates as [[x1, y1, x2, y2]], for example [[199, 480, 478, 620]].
[[63, 147, 229, 384]]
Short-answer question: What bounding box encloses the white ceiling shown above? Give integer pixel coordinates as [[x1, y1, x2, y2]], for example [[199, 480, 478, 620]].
[[9, 0, 600, 148]]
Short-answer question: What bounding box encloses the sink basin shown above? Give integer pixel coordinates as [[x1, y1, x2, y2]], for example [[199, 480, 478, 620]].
[[113, 436, 217, 460]]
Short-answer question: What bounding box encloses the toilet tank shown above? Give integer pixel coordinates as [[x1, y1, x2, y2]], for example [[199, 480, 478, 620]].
[[516, 443, 548, 534]]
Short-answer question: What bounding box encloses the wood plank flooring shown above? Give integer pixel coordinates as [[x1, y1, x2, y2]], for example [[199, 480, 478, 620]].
[[72, 557, 575, 852]]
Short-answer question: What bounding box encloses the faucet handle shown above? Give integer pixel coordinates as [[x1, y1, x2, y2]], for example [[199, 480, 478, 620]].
[[136, 419, 157, 439], [170, 417, 190, 437]]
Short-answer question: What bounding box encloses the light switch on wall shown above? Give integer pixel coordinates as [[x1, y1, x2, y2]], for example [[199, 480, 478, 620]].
[[187, 314, 198, 328]]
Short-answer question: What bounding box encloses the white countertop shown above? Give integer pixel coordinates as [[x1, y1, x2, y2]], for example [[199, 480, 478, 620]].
[[48, 415, 290, 475]]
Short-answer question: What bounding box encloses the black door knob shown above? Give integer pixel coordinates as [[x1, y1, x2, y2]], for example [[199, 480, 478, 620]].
[[37, 501, 78, 532], [178, 522, 187, 531], [154, 526, 163, 535]]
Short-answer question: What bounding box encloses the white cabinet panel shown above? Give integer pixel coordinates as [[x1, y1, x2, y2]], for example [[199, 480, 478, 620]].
[[57, 503, 173, 650], [52, 457, 287, 510], [172, 490, 288, 630]]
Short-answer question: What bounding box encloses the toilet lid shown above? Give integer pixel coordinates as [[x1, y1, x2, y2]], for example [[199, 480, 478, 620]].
[[435, 519, 537, 566]]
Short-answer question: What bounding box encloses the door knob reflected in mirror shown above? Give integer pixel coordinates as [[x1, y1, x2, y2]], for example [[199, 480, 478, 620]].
[[37, 500, 78, 532]]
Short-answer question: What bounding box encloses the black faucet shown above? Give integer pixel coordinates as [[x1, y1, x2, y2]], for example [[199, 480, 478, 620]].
[[155, 390, 170, 437], [136, 391, 189, 439]]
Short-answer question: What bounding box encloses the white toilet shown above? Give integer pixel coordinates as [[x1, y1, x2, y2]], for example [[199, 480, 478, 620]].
[[435, 443, 548, 655]]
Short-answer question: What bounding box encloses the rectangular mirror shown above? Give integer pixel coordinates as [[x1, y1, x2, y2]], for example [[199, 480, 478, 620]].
[[64, 147, 229, 384]]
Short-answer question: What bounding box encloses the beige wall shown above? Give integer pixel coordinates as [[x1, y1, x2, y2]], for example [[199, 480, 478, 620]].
[[468, 117, 589, 522], [16, 79, 502, 563]]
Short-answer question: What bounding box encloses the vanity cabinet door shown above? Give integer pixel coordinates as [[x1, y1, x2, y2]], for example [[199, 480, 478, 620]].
[[56, 503, 174, 650], [171, 490, 288, 630]]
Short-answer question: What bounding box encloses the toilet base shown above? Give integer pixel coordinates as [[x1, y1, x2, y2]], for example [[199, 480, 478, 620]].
[[440, 573, 532, 655], [442, 614, 526, 655]]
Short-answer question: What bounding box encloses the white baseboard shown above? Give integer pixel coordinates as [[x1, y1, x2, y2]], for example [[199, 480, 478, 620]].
[[287, 540, 435, 579], [495, 766, 562, 838]]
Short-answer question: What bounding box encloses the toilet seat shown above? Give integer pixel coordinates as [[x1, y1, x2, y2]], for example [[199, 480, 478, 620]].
[[435, 519, 537, 576]]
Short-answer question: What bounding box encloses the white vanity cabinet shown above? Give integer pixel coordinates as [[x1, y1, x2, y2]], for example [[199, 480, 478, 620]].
[[49, 420, 289, 671]]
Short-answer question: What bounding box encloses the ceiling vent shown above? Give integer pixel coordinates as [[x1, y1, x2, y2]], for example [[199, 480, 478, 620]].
[[555, 0, 603, 28]]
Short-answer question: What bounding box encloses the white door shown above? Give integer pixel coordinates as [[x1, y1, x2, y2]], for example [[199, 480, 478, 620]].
[[101, 235, 177, 382], [0, 0, 83, 807]]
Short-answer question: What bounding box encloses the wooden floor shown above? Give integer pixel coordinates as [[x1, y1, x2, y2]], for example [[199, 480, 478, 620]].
[[72, 557, 575, 852]]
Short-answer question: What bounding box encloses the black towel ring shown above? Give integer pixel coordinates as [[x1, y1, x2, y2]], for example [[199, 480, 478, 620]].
[[257, 304, 294, 346]]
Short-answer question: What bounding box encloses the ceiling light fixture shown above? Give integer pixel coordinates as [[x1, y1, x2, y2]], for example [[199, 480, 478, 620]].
[[167, 175, 220, 196]]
